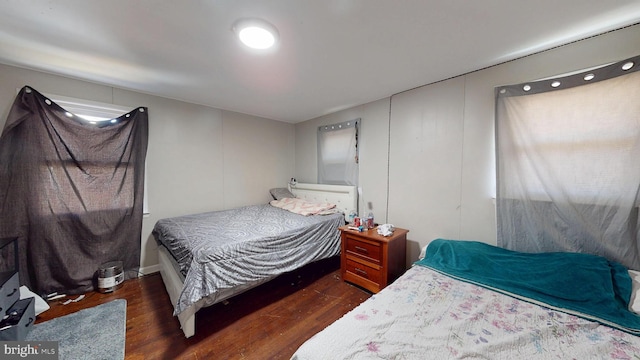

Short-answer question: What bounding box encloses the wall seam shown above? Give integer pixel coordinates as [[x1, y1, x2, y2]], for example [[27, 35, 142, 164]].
[[221, 111, 226, 209], [458, 76, 467, 240], [386, 96, 393, 224]]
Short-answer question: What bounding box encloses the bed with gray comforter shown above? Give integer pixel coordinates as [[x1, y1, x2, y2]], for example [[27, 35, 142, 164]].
[[153, 203, 344, 317]]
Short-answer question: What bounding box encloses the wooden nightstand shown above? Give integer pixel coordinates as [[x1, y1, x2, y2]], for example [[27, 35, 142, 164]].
[[339, 225, 408, 293]]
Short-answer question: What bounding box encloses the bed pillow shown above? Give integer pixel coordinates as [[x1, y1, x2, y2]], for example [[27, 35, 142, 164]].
[[269, 187, 295, 200], [628, 270, 640, 313]]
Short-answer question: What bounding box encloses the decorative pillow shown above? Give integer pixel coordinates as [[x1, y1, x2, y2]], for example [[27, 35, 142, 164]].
[[269, 187, 295, 200]]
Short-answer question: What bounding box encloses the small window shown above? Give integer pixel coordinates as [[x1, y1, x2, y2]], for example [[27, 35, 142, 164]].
[[43, 93, 133, 123], [317, 119, 359, 186]]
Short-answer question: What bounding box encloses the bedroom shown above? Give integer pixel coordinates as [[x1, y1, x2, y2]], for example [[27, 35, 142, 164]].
[[0, 1, 640, 358]]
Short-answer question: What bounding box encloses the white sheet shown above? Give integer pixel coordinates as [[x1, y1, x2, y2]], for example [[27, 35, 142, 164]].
[[269, 197, 337, 216]]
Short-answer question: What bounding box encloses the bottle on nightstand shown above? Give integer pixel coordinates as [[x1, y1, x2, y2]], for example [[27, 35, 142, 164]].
[[366, 212, 374, 229], [348, 210, 357, 225]]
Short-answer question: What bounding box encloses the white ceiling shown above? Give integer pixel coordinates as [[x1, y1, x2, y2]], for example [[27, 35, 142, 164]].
[[0, 1, 639, 123]]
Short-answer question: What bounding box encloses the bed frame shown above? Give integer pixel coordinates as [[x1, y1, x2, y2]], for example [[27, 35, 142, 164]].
[[158, 183, 357, 338]]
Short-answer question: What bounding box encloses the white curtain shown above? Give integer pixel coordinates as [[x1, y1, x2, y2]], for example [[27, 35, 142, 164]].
[[495, 55, 640, 270], [318, 119, 359, 186]]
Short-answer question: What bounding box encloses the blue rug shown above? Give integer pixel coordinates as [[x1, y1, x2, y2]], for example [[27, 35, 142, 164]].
[[26, 299, 126, 360]]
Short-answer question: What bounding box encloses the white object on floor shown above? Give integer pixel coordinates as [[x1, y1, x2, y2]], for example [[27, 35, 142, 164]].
[[62, 294, 85, 305], [19, 285, 50, 315]]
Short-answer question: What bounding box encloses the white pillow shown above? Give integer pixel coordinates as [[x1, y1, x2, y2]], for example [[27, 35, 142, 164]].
[[418, 244, 428, 261], [628, 270, 640, 313]]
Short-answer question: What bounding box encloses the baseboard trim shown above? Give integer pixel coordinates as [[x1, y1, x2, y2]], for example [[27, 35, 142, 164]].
[[138, 264, 161, 276]]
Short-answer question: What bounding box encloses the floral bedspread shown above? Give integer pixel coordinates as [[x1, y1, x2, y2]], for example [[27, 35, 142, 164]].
[[292, 265, 640, 359]]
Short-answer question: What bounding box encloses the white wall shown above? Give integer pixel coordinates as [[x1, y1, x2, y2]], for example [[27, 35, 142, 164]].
[[0, 64, 295, 272], [388, 77, 465, 260], [295, 24, 640, 265]]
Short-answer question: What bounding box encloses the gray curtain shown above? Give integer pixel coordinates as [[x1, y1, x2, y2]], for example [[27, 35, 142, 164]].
[[0, 86, 148, 294], [496, 55, 640, 270]]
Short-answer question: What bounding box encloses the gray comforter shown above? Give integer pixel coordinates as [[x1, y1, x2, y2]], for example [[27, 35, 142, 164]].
[[153, 204, 344, 315]]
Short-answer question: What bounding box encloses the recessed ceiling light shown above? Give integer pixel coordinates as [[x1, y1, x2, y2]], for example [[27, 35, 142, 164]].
[[233, 18, 279, 50]]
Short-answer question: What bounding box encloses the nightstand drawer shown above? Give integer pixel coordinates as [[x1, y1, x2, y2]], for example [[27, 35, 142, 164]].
[[340, 226, 408, 293], [345, 236, 381, 264], [345, 259, 381, 284]]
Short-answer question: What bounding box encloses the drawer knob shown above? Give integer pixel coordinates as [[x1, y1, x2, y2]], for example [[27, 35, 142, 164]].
[[354, 246, 368, 253], [6, 288, 17, 297], [26, 317, 34, 327], [355, 267, 368, 277]]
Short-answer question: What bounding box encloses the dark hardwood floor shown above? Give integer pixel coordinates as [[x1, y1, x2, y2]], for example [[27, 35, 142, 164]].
[[36, 257, 371, 359]]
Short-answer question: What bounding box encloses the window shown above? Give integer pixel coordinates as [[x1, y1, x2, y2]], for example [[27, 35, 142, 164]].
[[496, 64, 639, 205], [42, 93, 149, 214], [317, 119, 359, 186], [495, 55, 640, 269]]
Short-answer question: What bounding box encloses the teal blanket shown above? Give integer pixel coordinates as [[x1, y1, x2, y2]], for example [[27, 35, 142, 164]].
[[415, 239, 640, 335]]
